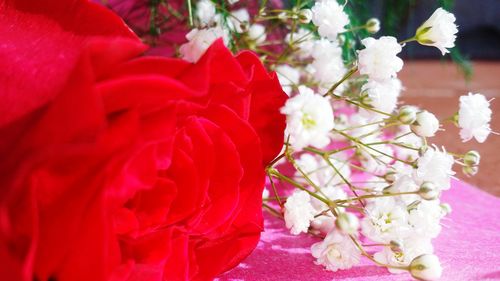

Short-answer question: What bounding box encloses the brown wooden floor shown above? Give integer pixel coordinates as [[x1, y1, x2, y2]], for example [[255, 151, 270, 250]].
[[399, 60, 500, 196]]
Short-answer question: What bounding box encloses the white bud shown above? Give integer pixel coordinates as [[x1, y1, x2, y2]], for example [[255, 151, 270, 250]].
[[389, 240, 402, 253], [248, 24, 267, 44], [228, 0, 239, 4], [463, 150, 480, 166], [410, 110, 439, 137], [335, 212, 359, 234], [278, 12, 288, 21], [462, 165, 478, 177], [262, 188, 270, 199], [384, 171, 397, 183], [366, 18, 380, 33], [298, 9, 313, 24], [409, 254, 443, 281], [440, 203, 452, 215], [398, 105, 418, 125], [418, 182, 440, 200]]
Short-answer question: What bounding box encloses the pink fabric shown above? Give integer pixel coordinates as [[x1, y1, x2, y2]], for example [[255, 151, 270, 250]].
[[219, 179, 500, 280]]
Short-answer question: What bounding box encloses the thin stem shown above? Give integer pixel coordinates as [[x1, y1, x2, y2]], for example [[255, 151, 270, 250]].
[[186, 0, 193, 26], [335, 191, 419, 204], [263, 203, 283, 219], [399, 37, 416, 45], [323, 66, 358, 97], [269, 170, 331, 205]]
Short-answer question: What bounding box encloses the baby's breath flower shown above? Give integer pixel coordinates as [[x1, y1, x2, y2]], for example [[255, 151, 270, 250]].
[[311, 0, 350, 40], [284, 190, 316, 235], [311, 231, 361, 271], [416, 8, 458, 55], [358, 36, 403, 82], [280, 86, 335, 150], [458, 93, 492, 143]]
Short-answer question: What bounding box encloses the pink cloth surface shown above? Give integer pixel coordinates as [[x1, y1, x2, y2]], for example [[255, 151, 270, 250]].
[[219, 179, 500, 280]]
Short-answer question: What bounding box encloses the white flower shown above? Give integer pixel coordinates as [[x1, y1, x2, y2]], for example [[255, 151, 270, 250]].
[[310, 39, 347, 93], [358, 36, 403, 82], [247, 23, 267, 44], [281, 86, 335, 150], [196, 0, 216, 27], [284, 191, 316, 235], [458, 93, 492, 143], [408, 200, 444, 238], [374, 237, 433, 274], [414, 146, 455, 190], [276, 65, 300, 95], [311, 231, 361, 271], [347, 115, 381, 138], [410, 110, 439, 137], [416, 8, 458, 55], [409, 254, 443, 280], [361, 78, 402, 114], [391, 175, 420, 205], [311, 0, 350, 40], [361, 197, 410, 243], [285, 28, 315, 58], [179, 27, 228, 63], [311, 185, 347, 212], [295, 153, 351, 191], [311, 216, 335, 235], [228, 8, 250, 33]]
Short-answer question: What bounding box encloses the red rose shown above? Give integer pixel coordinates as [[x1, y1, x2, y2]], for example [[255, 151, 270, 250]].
[[0, 1, 287, 281]]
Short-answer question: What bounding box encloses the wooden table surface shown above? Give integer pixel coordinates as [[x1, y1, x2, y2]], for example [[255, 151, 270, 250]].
[[399, 60, 500, 196]]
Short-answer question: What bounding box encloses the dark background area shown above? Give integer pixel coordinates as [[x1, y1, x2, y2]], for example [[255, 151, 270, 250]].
[[369, 0, 500, 59]]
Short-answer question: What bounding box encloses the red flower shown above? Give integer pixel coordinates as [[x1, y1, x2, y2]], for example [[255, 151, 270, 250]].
[[0, 0, 287, 280]]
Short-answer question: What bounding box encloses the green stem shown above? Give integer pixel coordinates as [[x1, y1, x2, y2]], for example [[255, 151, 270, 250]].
[[399, 36, 416, 45], [323, 66, 359, 97]]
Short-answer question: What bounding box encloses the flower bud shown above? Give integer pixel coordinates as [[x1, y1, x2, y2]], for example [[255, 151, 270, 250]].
[[409, 254, 443, 281], [463, 150, 480, 166], [262, 188, 270, 199], [418, 182, 439, 200], [366, 18, 380, 34], [440, 203, 452, 215], [410, 110, 439, 137], [298, 9, 312, 24], [359, 92, 373, 106], [278, 12, 288, 21], [384, 171, 397, 184], [398, 105, 418, 125], [462, 165, 478, 177], [389, 240, 402, 254], [335, 212, 359, 234], [418, 145, 429, 157]]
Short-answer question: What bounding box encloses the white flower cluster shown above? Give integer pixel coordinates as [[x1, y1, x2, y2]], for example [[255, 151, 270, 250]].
[[183, 2, 494, 280], [180, 2, 268, 62], [270, 3, 492, 280]]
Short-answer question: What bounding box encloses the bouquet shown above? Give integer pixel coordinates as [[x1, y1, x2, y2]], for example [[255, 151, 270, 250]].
[[0, 0, 494, 281]]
